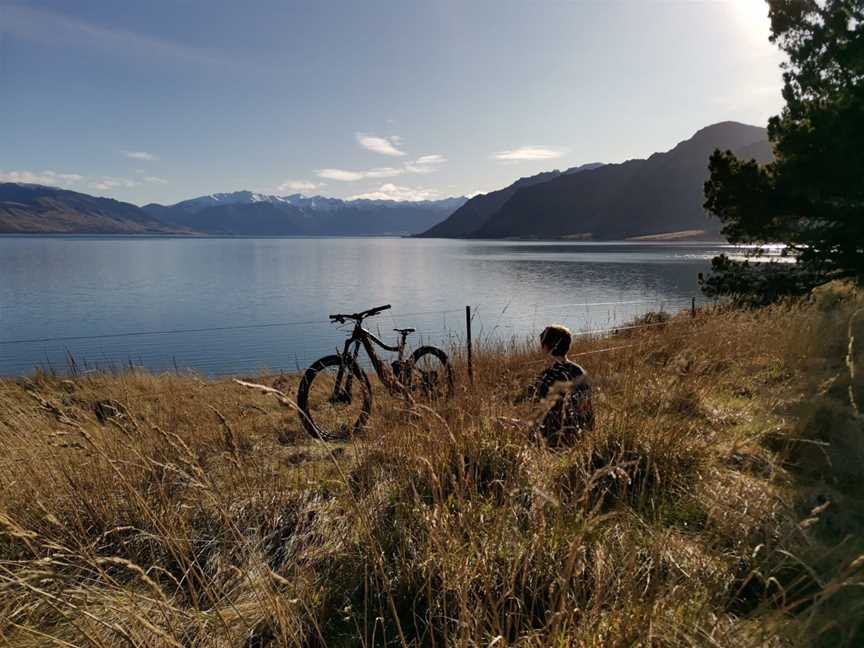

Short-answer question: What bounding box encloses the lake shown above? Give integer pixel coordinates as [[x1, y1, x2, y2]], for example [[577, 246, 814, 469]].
[[0, 236, 728, 376]]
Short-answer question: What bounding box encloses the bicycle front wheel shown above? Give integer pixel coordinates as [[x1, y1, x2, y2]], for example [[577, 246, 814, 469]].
[[297, 355, 372, 440]]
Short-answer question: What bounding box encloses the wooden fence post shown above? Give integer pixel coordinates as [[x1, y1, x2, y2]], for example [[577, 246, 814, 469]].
[[691, 296, 696, 319], [466, 305, 474, 384]]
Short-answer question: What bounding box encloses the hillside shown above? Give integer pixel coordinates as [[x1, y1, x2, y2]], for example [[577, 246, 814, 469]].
[[1, 289, 861, 645], [474, 122, 772, 239], [159, 201, 310, 235], [0, 183, 183, 234], [416, 122, 774, 241], [418, 163, 603, 238], [314, 199, 465, 235]]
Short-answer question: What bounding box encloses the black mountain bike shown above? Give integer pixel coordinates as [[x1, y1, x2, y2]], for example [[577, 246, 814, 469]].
[[297, 304, 454, 439]]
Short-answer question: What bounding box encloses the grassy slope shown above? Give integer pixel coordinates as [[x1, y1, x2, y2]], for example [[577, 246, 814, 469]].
[[1, 288, 863, 647]]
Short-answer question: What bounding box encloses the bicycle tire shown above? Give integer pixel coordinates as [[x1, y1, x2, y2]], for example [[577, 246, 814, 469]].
[[410, 346, 455, 401], [297, 354, 373, 440]]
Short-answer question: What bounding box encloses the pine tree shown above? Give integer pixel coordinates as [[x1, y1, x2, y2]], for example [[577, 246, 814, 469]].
[[702, 0, 864, 303]]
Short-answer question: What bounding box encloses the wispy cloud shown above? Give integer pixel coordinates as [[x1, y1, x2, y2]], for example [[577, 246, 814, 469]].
[[349, 183, 441, 202], [0, 168, 164, 193], [90, 177, 141, 191], [356, 134, 406, 157], [405, 154, 448, 174], [316, 167, 405, 181], [491, 146, 566, 161], [365, 167, 403, 178], [123, 151, 158, 161], [316, 168, 366, 182], [315, 153, 447, 182], [404, 164, 432, 175], [2, 4, 241, 70], [415, 154, 447, 165], [0, 169, 163, 192], [0, 170, 83, 187], [276, 179, 324, 192]]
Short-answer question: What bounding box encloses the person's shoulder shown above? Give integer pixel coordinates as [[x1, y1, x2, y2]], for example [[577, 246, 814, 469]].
[[559, 361, 586, 377], [536, 365, 561, 383]]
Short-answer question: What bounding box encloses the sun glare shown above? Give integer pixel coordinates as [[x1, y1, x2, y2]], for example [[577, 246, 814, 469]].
[[730, 0, 772, 44]]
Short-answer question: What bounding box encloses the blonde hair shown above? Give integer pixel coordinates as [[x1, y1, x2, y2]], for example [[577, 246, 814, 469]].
[[540, 324, 572, 357]]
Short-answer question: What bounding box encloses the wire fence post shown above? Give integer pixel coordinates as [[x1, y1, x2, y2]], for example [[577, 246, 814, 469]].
[[691, 296, 696, 319], [465, 305, 473, 385]]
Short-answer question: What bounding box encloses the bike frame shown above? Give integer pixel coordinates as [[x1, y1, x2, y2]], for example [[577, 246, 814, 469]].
[[335, 321, 409, 397]]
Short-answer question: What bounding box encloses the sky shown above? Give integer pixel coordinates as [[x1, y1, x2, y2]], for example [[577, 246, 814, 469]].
[[0, 0, 786, 205]]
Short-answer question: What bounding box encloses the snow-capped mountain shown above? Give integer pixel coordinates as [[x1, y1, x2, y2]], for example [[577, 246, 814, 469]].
[[141, 191, 468, 236]]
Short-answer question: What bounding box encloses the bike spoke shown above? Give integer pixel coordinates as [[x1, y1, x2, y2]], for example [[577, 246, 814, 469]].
[[412, 352, 452, 401], [304, 362, 368, 438]]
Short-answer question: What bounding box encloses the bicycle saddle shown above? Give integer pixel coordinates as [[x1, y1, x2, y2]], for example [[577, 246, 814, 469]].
[[393, 327, 415, 336]]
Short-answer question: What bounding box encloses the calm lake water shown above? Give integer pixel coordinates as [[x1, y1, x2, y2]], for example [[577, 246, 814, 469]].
[[0, 236, 728, 376]]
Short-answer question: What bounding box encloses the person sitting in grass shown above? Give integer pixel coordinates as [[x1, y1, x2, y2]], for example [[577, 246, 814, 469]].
[[521, 324, 594, 446]]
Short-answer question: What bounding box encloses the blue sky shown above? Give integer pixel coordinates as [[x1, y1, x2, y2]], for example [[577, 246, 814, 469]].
[[0, 0, 784, 205]]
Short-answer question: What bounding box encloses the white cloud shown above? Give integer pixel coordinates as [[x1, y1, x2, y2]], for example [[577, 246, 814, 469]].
[[364, 167, 404, 178], [0, 170, 82, 187], [316, 167, 405, 181], [491, 146, 566, 161], [414, 154, 447, 165], [316, 168, 366, 181], [42, 170, 85, 183], [277, 179, 324, 192], [349, 183, 442, 202], [314, 150, 447, 183], [1, 168, 157, 194], [90, 177, 141, 190], [356, 133, 406, 157], [404, 163, 436, 174], [123, 151, 158, 161], [402, 154, 448, 175]]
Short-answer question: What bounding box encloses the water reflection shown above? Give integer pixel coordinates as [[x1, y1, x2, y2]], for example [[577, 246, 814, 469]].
[[0, 237, 724, 375]]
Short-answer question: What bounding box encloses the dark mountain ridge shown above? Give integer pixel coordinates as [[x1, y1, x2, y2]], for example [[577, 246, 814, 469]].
[[421, 122, 773, 240], [418, 163, 604, 238], [0, 183, 182, 234]]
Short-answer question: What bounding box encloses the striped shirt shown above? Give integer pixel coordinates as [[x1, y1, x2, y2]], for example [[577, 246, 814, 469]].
[[527, 360, 594, 445]]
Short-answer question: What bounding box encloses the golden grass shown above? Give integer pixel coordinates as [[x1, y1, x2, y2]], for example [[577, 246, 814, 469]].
[[1, 286, 863, 646]]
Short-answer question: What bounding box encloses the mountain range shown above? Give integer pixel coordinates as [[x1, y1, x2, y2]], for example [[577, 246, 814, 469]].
[[0, 121, 773, 239], [419, 121, 772, 240], [0, 186, 466, 236], [144, 192, 466, 236]]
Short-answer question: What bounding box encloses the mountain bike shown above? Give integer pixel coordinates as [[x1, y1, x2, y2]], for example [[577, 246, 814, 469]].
[[297, 304, 455, 439]]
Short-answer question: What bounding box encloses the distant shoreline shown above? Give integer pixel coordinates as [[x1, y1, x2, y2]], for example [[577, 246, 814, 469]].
[[0, 232, 728, 243], [625, 229, 722, 242]]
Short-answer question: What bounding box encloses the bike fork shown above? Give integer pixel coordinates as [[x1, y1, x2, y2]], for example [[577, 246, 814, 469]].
[[332, 340, 360, 403]]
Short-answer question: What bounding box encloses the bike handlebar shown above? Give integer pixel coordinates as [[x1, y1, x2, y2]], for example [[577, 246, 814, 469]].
[[329, 304, 391, 323]]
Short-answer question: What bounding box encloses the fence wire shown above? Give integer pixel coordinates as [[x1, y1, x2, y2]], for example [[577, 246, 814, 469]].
[[0, 297, 704, 376]]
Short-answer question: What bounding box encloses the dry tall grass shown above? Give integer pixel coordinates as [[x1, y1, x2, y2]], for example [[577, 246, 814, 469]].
[[1, 286, 863, 646]]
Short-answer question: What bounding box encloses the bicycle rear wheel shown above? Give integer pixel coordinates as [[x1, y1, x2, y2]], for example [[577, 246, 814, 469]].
[[297, 355, 372, 440], [410, 346, 455, 401]]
